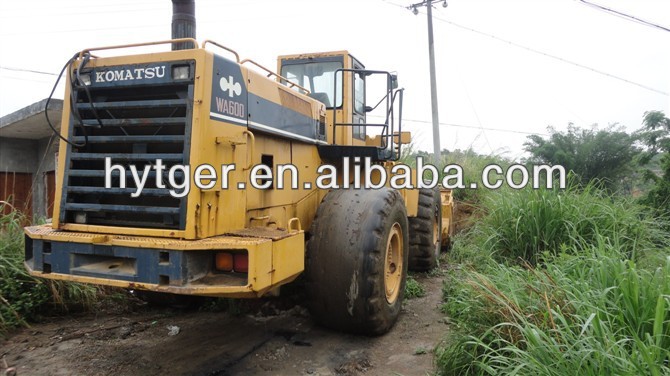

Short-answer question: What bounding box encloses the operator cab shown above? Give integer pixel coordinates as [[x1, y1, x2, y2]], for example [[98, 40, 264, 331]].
[[278, 51, 404, 162]]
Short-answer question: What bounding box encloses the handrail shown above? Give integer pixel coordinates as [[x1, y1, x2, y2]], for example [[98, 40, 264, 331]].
[[201, 39, 240, 63], [242, 130, 255, 171], [330, 68, 403, 161], [78, 38, 198, 59], [240, 59, 310, 95], [288, 218, 302, 233]]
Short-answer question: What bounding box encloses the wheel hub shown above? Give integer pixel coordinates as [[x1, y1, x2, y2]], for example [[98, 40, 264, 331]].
[[384, 222, 403, 304]]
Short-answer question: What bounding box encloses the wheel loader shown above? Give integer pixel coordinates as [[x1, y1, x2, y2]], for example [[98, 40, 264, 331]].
[[23, 38, 454, 335]]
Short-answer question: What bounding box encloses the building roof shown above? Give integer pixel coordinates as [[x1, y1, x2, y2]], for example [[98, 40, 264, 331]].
[[0, 99, 63, 139]]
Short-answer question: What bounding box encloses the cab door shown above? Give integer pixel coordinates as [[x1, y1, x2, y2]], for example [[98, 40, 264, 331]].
[[351, 58, 366, 145]]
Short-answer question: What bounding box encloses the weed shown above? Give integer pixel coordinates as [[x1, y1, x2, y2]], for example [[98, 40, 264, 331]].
[[0, 205, 100, 333], [405, 276, 426, 299], [463, 182, 666, 265], [437, 185, 670, 375], [414, 347, 428, 355]]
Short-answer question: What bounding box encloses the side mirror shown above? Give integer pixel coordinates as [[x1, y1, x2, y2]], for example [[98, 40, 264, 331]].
[[390, 73, 399, 89], [364, 106, 374, 113]]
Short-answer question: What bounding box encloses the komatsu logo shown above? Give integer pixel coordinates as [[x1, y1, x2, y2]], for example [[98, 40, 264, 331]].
[[210, 55, 247, 124], [219, 76, 242, 98], [94, 66, 166, 83]]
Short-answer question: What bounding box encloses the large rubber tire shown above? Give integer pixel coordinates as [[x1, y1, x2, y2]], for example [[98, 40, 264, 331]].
[[305, 188, 409, 336], [407, 188, 442, 272]]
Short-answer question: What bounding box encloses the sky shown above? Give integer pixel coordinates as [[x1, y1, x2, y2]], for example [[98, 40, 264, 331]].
[[0, 0, 668, 160]]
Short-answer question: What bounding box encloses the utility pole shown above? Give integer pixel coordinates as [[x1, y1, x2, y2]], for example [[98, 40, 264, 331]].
[[408, 0, 447, 166]]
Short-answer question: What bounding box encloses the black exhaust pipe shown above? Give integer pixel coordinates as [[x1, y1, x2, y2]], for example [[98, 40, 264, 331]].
[[172, 0, 195, 50]]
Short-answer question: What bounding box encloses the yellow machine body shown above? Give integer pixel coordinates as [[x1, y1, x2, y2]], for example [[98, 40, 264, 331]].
[[23, 39, 442, 298]]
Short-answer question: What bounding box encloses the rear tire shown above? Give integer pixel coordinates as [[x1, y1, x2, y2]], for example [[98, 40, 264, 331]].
[[305, 188, 409, 336], [408, 188, 442, 272]]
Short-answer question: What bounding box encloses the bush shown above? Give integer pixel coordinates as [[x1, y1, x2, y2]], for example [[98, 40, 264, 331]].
[[444, 149, 509, 204], [438, 245, 670, 375], [0, 204, 99, 333], [404, 276, 426, 299], [460, 182, 663, 265], [438, 185, 670, 375]]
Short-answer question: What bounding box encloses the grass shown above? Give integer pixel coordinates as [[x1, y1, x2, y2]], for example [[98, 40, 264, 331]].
[[451, 182, 664, 266], [405, 275, 426, 299], [443, 149, 510, 204], [437, 184, 670, 375], [400, 147, 511, 205], [0, 204, 100, 333]]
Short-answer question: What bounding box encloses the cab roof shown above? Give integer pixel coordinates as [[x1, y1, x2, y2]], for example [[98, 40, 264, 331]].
[[278, 50, 350, 61]]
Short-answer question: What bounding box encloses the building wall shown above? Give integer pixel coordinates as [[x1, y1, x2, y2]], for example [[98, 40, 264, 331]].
[[0, 137, 37, 173], [0, 172, 33, 217], [0, 136, 57, 219], [34, 137, 58, 218]]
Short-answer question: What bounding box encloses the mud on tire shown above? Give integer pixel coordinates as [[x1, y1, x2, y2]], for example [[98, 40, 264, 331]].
[[305, 188, 409, 336], [407, 188, 442, 272]]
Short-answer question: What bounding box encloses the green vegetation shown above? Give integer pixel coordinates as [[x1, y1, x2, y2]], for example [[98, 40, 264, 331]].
[[637, 111, 670, 216], [442, 149, 509, 203], [436, 183, 670, 375], [464, 182, 660, 264], [404, 275, 426, 299], [0, 204, 100, 333], [524, 124, 638, 193], [414, 347, 429, 355]]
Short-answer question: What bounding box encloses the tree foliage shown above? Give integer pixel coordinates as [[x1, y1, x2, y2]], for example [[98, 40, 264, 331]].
[[524, 124, 638, 192], [636, 111, 670, 213]]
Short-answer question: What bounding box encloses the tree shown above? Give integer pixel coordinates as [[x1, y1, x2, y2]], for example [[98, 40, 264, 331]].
[[524, 124, 638, 192], [636, 111, 670, 213]]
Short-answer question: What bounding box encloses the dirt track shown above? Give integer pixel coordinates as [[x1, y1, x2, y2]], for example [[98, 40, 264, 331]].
[[1, 269, 449, 376]]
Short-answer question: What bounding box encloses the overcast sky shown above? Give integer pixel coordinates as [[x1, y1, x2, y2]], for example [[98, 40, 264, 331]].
[[1, 0, 668, 159]]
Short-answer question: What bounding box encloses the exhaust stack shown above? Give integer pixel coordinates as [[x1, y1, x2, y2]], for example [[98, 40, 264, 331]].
[[172, 0, 195, 50]]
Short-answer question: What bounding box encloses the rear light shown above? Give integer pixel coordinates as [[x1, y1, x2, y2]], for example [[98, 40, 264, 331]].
[[215, 252, 248, 273], [215, 253, 233, 272], [233, 253, 248, 273]]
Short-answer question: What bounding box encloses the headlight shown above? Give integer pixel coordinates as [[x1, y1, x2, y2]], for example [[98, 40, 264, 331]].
[[172, 66, 190, 80], [75, 212, 87, 224], [79, 73, 91, 86]]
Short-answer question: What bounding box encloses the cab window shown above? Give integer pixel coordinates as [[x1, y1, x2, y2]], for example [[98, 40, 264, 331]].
[[353, 72, 365, 114], [281, 61, 343, 108]]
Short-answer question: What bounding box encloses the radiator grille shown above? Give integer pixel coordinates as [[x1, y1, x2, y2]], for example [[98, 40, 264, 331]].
[[60, 62, 194, 230]]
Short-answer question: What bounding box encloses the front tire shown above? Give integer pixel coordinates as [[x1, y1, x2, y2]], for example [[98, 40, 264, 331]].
[[305, 188, 409, 336]]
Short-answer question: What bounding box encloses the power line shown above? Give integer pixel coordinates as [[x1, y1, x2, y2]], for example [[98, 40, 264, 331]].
[[368, 115, 547, 136], [577, 0, 670, 33], [405, 117, 548, 136], [455, 67, 494, 153], [429, 13, 669, 97], [0, 0, 164, 13], [0, 5, 166, 20], [0, 66, 57, 76], [380, 0, 668, 97], [0, 75, 55, 84], [0, 23, 167, 37]]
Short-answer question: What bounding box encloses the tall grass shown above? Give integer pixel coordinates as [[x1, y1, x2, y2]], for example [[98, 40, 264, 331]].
[[439, 245, 670, 375], [444, 149, 509, 204], [438, 185, 670, 375], [453, 182, 663, 265], [0, 204, 99, 333]]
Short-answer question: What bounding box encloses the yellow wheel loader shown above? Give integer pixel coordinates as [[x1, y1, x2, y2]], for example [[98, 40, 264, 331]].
[[24, 39, 454, 335]]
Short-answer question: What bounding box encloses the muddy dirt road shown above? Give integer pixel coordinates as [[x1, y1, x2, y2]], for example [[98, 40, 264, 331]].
[[1, 269, 449, 376]]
